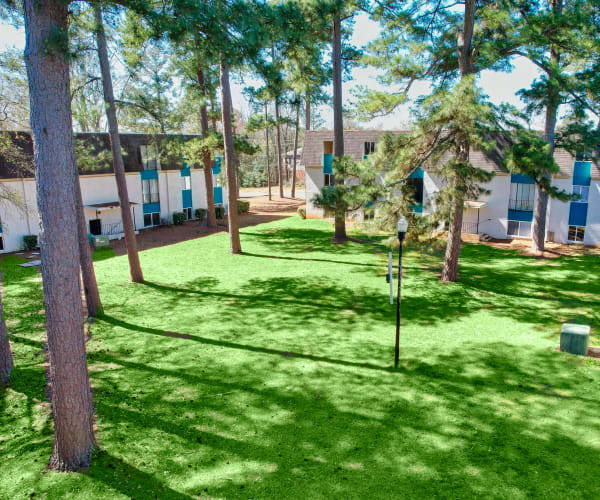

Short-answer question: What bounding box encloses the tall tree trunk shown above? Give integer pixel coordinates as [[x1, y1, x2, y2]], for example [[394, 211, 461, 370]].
[[332, 15, 347, 241], [0, 292, 12, 386], [532, 0, 562, 254], [532, 96, 559, 253], [23, 0, 96, 471], [265, 104, 271, 200], [275, 98, 284, 198], [305, 93, 311, 131], [197, 68, 217, 228], [441, 0, 475, 282], [94, 5, 143, 283], [220, 59, 242, 254], [74, 168, 102, 317], [292, 101, 300, 199]]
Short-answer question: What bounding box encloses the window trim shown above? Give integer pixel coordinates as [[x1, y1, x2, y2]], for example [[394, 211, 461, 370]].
[[572, 185, 589, 203], [143, 212, 161, 228], [364, 141, 376, 156], [568, 225, 585, 243], [324, 173, 334, 187], [140, 144, 161, 171], [507, 220, 532, 238], [142, 178, 160, 204]]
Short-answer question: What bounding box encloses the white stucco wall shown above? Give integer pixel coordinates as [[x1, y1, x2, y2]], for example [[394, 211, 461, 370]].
[[584, 180, 600, 246], [546, 178, 571, 244], [470, 174, 511, 238], [305, 165, 324, 217], [0, 167, 217, 253]]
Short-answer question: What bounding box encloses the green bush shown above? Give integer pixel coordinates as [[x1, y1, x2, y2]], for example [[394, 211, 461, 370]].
[[215, 206, 225, 219], [298, 207, 306, 219], [172, 212, 186, 226], [23, 235, 38, 250], [237, 199, 250, 214], [195, 208, 207, 221]]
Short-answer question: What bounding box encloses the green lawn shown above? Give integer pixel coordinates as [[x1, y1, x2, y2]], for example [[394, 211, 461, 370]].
[[1, 216, 600, 499]]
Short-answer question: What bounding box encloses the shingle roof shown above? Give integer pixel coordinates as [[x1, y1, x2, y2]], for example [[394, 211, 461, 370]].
[[0, 131, 201, 179], [301, 129, 600, 179]]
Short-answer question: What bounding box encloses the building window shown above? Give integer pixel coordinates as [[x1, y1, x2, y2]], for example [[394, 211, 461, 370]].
[[509, 183, 535, 211], [183, 207, 193, 220], [364, 142, 376, 156], [140, 144, 160, 170], [406, 177, 424, 204], [507, 220, 532, 238], [568, 225, 585, 243], [183, 175, 191, 190], [143, 212, 160, 227], [324, 173, 334, 186], [572, 185, 589, 203], [142, 178, 159, 204]]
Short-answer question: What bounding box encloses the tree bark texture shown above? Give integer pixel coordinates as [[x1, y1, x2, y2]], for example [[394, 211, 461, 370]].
[[441, 0, 475, 282], [305, 93, 311, 131], [275, 98, 284, 198], [197, 68, 217, 228], [332, 15, 347, 241], [292, 101, 300, 199], [265, 104, 272, 200], [23, 0, 96, 471], [94, 5, 143, 283], [0, 291, 12, 386], [220, 60, 242, 254]]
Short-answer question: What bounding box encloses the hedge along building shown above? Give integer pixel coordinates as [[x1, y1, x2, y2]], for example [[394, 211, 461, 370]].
[[0, 132, 228, 253], [301, 130, 600, 246]]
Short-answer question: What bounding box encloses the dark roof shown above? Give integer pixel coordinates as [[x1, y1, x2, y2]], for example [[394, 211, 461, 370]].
[[85, 201, 138, 209], [301, 129, 600, 179], [0, 131, 201, 179]]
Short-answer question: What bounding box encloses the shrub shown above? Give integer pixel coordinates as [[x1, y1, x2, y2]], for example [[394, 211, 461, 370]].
[[215, 206, 225, 219], [195, 208, 207, 221], [172, 212, 186, 225], [23, 235, 38, 250], [298, 207, 306, 219], [237, 199, 250, 214]]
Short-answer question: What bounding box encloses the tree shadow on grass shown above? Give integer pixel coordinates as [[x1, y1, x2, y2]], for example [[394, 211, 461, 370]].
[[83, 341, 600, 498]]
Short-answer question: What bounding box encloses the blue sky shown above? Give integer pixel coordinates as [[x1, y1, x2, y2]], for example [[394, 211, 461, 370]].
[[0, 13, 544, 130]]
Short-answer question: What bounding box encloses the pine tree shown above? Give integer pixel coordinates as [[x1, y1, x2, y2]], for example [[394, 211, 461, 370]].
[[23, 0, 96, 471], [360, 0, 519, 281], [94, 4, 144, 283], [507, 0, 600, 253]]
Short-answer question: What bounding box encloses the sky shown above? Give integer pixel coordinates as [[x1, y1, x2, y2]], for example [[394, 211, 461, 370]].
[[0, 13, 545, 130]]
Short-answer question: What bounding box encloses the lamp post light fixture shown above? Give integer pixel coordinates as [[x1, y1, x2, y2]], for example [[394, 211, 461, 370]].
[[395, 216, 409, 369]]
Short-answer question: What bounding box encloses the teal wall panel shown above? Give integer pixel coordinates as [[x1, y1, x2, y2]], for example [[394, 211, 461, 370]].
[[182, 189, 192, 208], [323, 154, 333, 174], [143, 202, 160, 214], [569, 203, 588, 226], [573, 161, 591, 186]]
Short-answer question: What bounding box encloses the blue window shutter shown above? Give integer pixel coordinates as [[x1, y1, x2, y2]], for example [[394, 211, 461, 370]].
[[180, 167, 190, 177], [213, 186, 223, 204], [510, 173, 535, 184], [143, 202, 160, 214], [140, 169, 158, 180], [508, 209, 534, 222], [573, 161, 591, 186], [569, 203, 588, 226], [323, 154, 333, 174], [182, 189, 192, 208]]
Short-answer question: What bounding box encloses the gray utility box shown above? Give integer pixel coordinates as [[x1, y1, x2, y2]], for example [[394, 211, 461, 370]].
[[91, 235, 110, 248], [560, 323, 590, 356]]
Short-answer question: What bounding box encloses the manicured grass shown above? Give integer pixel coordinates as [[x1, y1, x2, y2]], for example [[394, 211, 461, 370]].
[[1, 216, 600, 499]]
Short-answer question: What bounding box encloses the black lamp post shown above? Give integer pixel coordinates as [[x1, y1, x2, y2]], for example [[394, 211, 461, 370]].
[[395, 216, 408, 369]]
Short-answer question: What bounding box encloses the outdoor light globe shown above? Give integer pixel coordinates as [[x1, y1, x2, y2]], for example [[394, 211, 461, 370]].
[[397, 216, 409, 235]]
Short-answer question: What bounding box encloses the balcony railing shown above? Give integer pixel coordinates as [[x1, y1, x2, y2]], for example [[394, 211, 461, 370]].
[[461, 221, 479, 234], [508, 199, 534, 211], [102, 221, 124, 236]]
